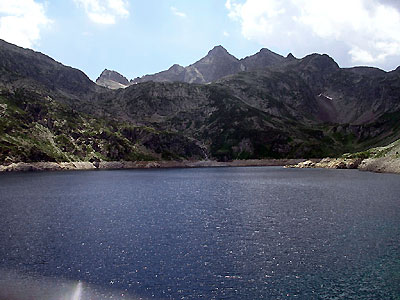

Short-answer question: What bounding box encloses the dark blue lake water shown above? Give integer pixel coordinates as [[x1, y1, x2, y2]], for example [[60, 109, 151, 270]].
[[0, 167, 399, 299]]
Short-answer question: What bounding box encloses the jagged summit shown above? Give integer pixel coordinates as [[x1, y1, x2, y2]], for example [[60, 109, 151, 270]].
[[259, 48, 278, 54], [169, 64, 184, 70], [207, 45, 229, 56], [98, 45, 294, 87], [97, 46, 380, 88], [300, 53, 340, 72], [286, 53, 296, 60], [97, 69, 129, 85], [128, 45, 241, 85], [126, 45, 289, 85], [188, 45, 242, 83], [96, 69, 129, 89], [240, 47, 285, 70]]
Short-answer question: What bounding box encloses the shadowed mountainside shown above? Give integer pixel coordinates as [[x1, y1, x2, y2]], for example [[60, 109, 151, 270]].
[[0, 40, 100, 100]]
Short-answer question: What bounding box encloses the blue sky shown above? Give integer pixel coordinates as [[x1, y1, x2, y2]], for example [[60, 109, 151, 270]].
[[1, 0, 400, 81]]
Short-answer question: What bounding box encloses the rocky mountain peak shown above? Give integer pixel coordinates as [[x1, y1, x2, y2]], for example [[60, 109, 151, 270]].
[[97, 69, 129, 85], [168, 64, 185, 72], [186, 45, 242, 83], [301, 53, 340, 72], [207, 45, 230, 57], [259, 48, 276, 55], [240, 47, 285, 70], [286, 53, 296, 60]]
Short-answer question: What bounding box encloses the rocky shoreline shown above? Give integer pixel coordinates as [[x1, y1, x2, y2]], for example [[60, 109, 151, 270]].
[[358, 158, 400, 174], [286, 157, 400, 175], [285, 158, 363, 169], [1, 158, 399, 175], [0, 159, 306, 172]]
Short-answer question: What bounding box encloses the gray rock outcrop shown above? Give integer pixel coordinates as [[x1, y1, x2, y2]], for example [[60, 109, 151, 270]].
[[96, 69, 129, 89]]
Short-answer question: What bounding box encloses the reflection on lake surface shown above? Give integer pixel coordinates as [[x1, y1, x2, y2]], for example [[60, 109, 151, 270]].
[[0, 167, 399, 299]]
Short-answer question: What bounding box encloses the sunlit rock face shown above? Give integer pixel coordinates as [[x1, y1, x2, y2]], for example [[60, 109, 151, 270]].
[[96, 69, 129, 89]]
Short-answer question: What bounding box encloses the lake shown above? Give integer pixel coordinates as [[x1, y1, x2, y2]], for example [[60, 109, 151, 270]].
[[0, 167, 399, 299]]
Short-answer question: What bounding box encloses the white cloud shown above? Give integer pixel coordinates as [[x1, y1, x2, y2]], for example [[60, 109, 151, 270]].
[[226, 0, 286, 37], [74, 0, 129, 25], [226, 0, 400, 68], [223, 31, 230, 37], [0, 0, 51, 48], [170, 6, 187, 18], [348, 47, 376, 63]]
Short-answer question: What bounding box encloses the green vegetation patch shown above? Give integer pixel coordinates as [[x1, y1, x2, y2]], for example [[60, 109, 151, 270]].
[[0, 89, 205, 164]]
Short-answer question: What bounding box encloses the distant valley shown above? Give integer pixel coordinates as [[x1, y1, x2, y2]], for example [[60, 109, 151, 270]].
[[0, 39, 399, 166]]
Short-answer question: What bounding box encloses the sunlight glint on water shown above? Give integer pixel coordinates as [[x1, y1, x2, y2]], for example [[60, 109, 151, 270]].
[[71, 281, 82, 300]]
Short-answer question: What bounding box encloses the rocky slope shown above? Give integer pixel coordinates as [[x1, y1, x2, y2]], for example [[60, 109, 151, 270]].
[[0, 39, 399, 165], [0, 88, 205, 164], [0, 40, 100, 101], [93, 81, 345, 159], [218, 53, 400, 125], [286, 139, 400, 174], [348, 138, 400, 174], [91, 53, 400, 160]]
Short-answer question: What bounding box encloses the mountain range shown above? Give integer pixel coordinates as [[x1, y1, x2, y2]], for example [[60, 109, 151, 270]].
[[96, 45, 289, 88], [1, 39, 399, 164]]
